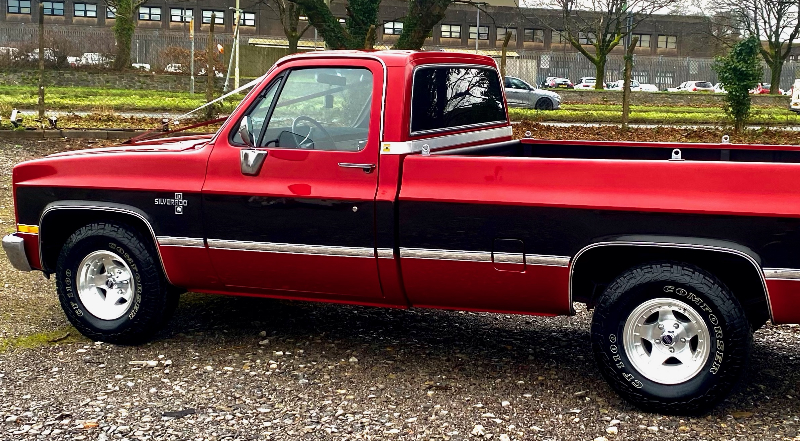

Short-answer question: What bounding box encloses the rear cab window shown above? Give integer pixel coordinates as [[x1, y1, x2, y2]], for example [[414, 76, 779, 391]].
[[410, 66, 506, 135]]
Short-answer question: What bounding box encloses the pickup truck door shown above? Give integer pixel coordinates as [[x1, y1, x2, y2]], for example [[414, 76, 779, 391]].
[[201, 62, 384, 299]]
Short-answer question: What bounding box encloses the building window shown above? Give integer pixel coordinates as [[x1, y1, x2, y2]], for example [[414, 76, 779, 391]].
[[523, 28, 544, 43], [239, 12, 255, 26], [74, 3, 97, 17], [633, 34, 650, 48], [202, 10, 224, 24], [7, 0, 31, 14], [383, 21, 403, 35], [107, 6, 116, 18], [658, 35, 677, 49], [441, 24, 461, 39], [552, 30, 567, 44], [139, 6, 161, 21], [170, 8, 192, 22], [469, 26, 489, 40], [496, 27, 517, 42], [43, 1, 64, 16], [579, 32, 595, 45]]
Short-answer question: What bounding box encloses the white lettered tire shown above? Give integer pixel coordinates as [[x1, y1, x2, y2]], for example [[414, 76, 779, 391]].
[[55, 222, 177, 344], [591, 262, 752, 414]]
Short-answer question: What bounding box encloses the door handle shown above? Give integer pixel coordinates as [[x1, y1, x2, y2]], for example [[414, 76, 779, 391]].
[[338, 163, 375, 174]]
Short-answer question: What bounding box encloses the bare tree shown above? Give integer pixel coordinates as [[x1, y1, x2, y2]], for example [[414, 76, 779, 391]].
[[714, 0, 800, 94], [104, 0, 148, 70], [289, 0, 467, 50], [258, 0, 313, 53], [524, 0, 679, 89]]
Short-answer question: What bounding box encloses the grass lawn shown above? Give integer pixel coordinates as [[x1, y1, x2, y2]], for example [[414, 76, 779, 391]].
[[0, 85, 243, 114], [510, 104, 800, 126]]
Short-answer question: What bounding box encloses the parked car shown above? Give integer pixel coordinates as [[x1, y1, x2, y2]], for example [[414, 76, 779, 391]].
[[26, 48, 57, 62], [79, 52, 111, 66], [131, 63, 151, 71], [8, 50, 800, 415], [164, 63, 184, 73], [668, 81, 714, 92], [504, 76, 561, 110], [751, 83, 782, 95], [574, 77, 596, 89], [639, 83, 659, 92], [543, 77, 573, 89], [790, 79, 800, 113], [0, 46, 20, 59], [713, 83, 727, 94], [605, 79, 641, 91]]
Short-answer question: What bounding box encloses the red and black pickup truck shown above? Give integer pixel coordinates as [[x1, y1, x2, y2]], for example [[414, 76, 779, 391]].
[[4, 50, 800, 413]]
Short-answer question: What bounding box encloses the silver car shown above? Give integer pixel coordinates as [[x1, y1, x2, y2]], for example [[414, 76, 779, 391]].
[[504, 76, 561, 110]]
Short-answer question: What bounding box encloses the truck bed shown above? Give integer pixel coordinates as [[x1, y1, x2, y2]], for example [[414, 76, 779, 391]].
[[435, 138, 800, 163]]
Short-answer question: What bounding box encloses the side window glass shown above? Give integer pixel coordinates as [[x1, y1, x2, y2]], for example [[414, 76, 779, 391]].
[[261, 67, 373, 151], [232, 80, 279, 145]]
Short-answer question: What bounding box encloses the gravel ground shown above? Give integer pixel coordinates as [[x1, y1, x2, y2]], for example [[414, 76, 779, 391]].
[[0, 139, 799, 441]]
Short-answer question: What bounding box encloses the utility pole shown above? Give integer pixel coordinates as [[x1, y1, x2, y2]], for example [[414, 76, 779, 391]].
[[475, 7, 480, 53], [234, 0, 240, 89], [37, 2, 45, 121], [190, 17, 195, 94]]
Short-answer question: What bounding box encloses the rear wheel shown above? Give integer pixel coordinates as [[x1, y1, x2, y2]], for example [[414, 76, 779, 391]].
[[534, 98, 553, 110], [56, 222, 177, 344], [591, 262, 751, 414]]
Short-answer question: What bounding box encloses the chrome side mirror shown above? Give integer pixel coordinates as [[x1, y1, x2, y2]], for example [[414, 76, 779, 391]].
[[238, 116, 254, 147], [241, 148, 267, 176]]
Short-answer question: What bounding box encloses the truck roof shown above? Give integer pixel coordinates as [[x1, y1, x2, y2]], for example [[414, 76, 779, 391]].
[[276, 50, 498, 68]]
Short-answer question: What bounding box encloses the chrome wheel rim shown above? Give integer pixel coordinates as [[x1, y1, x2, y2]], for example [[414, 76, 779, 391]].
[[77, 250, 136, 321], [623, 297, 711, 385]]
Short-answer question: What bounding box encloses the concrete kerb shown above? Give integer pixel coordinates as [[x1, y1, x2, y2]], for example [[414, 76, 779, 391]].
[[1, 129, 149, 140]]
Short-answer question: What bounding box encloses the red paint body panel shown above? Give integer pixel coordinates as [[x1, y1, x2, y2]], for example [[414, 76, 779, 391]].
[[399, 155, 800, 218], [766, 279, 800, 324], [19, 233, 41, 270], [401, 259, 570, 315], [158, 246, 220, 291]]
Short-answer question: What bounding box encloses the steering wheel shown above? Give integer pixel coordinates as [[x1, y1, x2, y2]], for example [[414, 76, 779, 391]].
[[291, 116, 332, 149]]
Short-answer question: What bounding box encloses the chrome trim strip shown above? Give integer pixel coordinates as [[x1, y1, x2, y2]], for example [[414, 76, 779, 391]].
[[763, 268, 800, 280], [493, 252, 525, 264], [400, 247, 492, 262], [569, 241, 773, 322], [207, 239, 375, 258], [526, 254, 570, 267], [157, 236, 205, 248], [400, 247, 571, 266], [382, 126, 514, 155], [39, 203, 173, 284], [377, 248, 394, 259]]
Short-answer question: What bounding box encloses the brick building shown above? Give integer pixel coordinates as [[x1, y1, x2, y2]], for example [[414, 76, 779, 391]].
[[0, 0, 715, 58]]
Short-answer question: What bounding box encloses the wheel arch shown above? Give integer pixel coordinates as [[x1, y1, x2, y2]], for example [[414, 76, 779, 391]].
[[570, 236, 771, 330], [38, 201, 172, 284]]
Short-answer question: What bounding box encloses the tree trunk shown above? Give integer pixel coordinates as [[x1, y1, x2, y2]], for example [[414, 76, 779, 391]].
[[393, 0, 450, 50], [290, 0, 351, 49], [769, 59, 783, 95], [622, 36, 639, 131], [112, 1, 135, 70], [287, 36, 300, 54], [500, 31, 512, 78], [594, 56, 606, 90], [205, 15, 216, 120]]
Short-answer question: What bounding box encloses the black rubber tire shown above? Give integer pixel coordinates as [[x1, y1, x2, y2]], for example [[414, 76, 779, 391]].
[[535, 98, 553, 110], [591, 262, 752, 414], [55, 222, 177, 344]]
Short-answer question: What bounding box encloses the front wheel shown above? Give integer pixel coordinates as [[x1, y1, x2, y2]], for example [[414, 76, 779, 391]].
[[591, 262, 752, 414], [56, 222, 178, 344]]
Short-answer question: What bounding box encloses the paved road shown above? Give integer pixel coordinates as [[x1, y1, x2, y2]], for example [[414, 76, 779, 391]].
[[0, 139, 799, 441]]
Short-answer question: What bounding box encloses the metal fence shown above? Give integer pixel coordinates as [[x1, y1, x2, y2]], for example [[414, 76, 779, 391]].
[[1, 24, 799, 91], [497, 50, 800, 91]]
